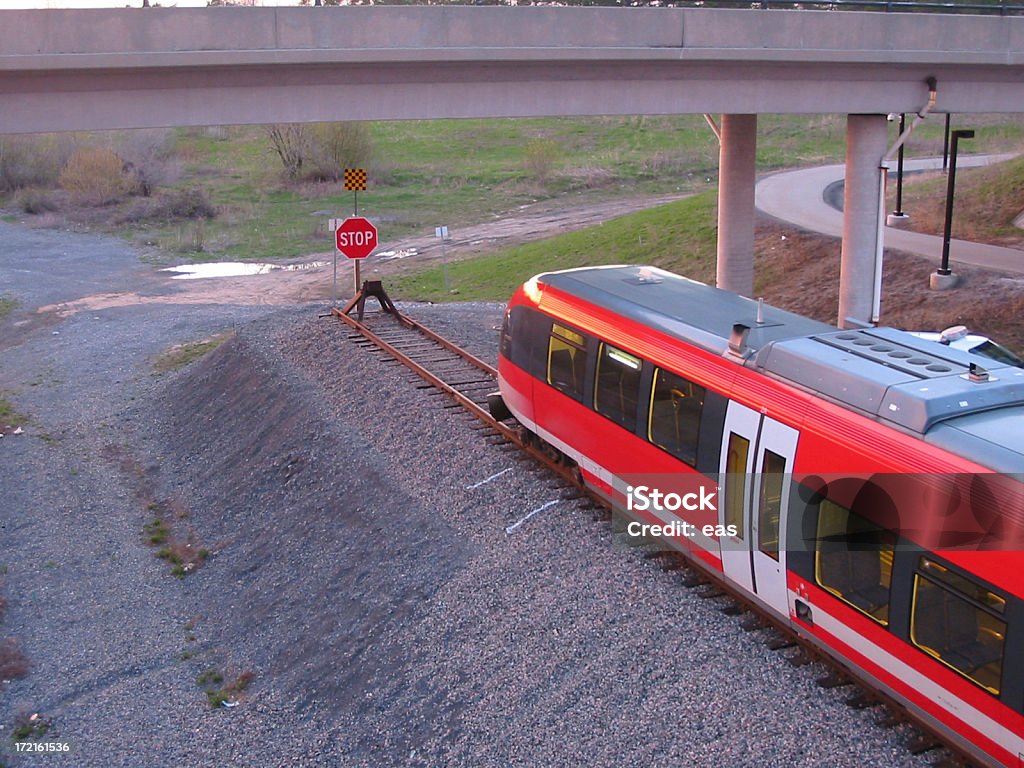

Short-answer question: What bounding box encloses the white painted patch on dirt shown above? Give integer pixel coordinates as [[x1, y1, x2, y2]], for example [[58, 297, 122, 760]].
[[162, 261, 328, 280], [377, 248, 419, 261]]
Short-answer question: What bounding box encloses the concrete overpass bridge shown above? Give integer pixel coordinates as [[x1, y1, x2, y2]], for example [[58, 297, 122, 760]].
[[2, 6, 1023, 326]]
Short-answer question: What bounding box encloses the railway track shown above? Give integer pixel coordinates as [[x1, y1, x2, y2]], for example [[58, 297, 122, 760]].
[[330, 299, 970, 768], [329, 298, 595, 483], [331, 304, 506, 432]]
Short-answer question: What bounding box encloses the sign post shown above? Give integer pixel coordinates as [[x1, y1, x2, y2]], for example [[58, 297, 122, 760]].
[[335, 216, 378, 295], [330, 170, 395, 321], [338, 169, 371, 298]]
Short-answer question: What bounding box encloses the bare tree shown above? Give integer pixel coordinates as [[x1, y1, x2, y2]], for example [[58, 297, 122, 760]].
[[265, 125, 311, 180], [266, 123, 375, 182]]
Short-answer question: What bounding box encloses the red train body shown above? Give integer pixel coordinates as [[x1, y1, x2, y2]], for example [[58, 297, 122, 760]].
[[495, 265, 1024, 768]]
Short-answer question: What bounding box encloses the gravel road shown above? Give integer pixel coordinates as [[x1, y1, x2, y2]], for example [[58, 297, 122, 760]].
[[1, 222, 935, 767]]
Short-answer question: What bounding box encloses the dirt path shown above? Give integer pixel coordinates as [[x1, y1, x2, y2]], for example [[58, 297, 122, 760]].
[[30, 194, 685, 316]]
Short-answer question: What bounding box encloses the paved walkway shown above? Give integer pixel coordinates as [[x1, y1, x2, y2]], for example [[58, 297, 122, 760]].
[[754, 153, 1024, 275]]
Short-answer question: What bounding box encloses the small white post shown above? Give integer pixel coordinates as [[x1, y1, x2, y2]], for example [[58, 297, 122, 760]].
[[436, 226, 450, 293], [329, 217, 340, 308]]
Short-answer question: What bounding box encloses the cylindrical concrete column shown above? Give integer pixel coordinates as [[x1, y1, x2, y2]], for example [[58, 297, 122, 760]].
[[716, 114, 757, 297], [839, 114, 887, 329]]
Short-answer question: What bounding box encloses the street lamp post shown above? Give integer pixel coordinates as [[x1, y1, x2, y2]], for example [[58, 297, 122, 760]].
[[931, 128, 974, 290], [942, 114, 952, 172], [887, 113, 910, 227], [894, 113, 906, 217]]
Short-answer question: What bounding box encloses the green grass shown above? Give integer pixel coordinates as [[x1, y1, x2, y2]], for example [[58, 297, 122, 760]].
[[0, 394, 27, 431], [390, 190, 719, 302], [153, 332, 234, 373], [196, 668, 253, 709], [0, 296, 17, 320], [144, 518, 170, 545]]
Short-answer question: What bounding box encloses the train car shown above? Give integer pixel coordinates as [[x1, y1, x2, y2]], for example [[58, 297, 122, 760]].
[[493, 264, 1024, 768]]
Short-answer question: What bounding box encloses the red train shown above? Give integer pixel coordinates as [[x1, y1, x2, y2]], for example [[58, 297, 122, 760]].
[[493, 265, 1024, 768]]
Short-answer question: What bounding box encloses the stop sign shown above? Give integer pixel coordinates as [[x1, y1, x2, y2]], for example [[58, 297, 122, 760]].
[[335, 216, 378, 259]]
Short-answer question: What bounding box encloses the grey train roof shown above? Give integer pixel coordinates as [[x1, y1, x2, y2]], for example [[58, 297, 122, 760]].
[[536, 266, 1024, 473]]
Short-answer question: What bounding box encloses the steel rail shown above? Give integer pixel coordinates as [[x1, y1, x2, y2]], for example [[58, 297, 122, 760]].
[[331, 306, 511, 434]]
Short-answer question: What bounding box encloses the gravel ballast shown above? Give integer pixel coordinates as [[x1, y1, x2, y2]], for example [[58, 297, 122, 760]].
[[1, 223, 935, 767]]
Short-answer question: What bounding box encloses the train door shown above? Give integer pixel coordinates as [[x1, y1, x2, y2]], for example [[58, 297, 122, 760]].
[[718, 401, 798, 618]]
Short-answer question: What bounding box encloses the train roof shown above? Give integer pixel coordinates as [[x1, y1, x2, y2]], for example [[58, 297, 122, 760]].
[[535, 266, 1024, 471]]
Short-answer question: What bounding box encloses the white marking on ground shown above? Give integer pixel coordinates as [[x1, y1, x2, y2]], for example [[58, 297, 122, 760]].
[[465, 467, 513, 490], [505, 500, 559, 534]]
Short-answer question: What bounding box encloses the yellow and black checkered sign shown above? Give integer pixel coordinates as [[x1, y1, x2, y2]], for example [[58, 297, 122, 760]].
[[344, 168, 367, 192]]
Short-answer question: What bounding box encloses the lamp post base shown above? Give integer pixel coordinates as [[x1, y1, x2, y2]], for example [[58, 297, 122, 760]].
[[929, 270, 960, 291]]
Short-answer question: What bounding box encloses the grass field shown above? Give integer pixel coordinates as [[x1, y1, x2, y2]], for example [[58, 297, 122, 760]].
[[888, 153, 1024, 244], [159, 116, 729, 262], [390, 191, 720, 302], [3, 113, 1023, 298], [31, 112, 1017, 266]]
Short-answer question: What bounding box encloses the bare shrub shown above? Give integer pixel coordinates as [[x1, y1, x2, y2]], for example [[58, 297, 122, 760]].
[[640, 149, 694, 177], [562, 165, 615, 191], [162, 187, 216, 220], [307, 122, 375, 182], [523, 138, 560, 186], [119, 129, 181, 197], [58, 147, 130, 206], [114, 187, 214, 225], [0, 638, 29, 680], [266, 123, 375, 182], [14, 187, 60, 215], [0, 135, 65, 192]]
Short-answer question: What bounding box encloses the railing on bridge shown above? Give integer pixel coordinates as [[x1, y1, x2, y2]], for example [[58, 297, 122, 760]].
[[25, 0, 1024, 17], [413, 0, 1024, 16], [705, 0, 1024, 13]]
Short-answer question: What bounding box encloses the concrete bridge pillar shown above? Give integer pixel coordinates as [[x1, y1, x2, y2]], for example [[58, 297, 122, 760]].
[[839, 114, 887, 329], [716, 114, 757, 297]]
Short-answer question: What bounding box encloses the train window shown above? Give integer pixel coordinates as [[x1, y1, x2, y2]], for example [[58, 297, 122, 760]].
[[724, 433, 749, 539], [499, 309, 513, 360], [648, 368, 705, 467], [547, 323, 587, 401], [814, 501, 895, 626], [595, 343, 642, 431], [919, 558, 1006, 614], [757, 450, 786, 561], [911, 557, 1007, 695]]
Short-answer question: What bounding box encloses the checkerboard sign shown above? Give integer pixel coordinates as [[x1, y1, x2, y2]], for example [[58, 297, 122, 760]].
[[344, 168, 367, 192]]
